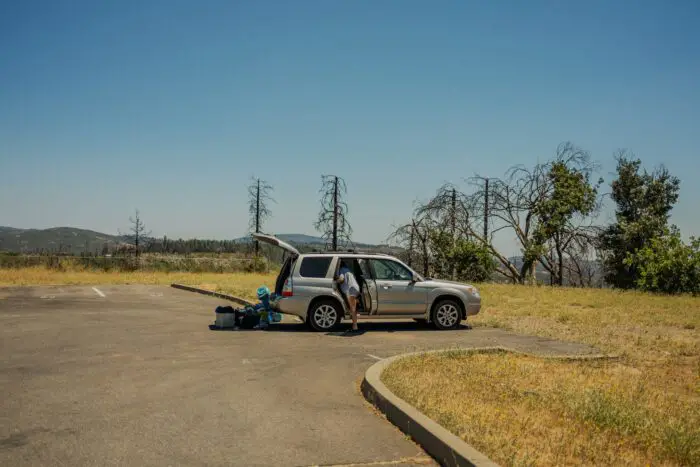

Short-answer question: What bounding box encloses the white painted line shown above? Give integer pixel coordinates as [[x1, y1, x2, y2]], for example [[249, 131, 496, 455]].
[[367, 354, 383, 361], [92, 287, 106, 298]]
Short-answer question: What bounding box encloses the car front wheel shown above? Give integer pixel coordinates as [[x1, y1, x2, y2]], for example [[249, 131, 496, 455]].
[[308, 299, 342, 332], [431, 299, 462, 330]]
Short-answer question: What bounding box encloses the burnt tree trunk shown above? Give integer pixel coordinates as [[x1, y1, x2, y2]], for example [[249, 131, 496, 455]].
[[255, 178, 260, 256], [332, 176, 339, 251]]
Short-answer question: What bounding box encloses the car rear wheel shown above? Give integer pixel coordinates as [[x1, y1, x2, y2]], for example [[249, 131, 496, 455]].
[[431, 299, 462, 330], [308, 299, 342, 332]]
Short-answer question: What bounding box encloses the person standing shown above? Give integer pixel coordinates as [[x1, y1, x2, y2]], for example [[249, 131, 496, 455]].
[[336, 261, 361, 332]]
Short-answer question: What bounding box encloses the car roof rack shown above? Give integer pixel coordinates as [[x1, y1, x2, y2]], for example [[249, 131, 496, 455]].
[[307, 250, 392, 256]]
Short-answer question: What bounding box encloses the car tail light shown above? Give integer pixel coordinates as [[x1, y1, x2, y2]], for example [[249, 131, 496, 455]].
[[282, 277, 293, 297]]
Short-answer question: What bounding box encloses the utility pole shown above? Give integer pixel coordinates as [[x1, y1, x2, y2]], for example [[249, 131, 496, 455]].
[[255, 178, 261, 256], [408, 222, 415, 268], [247, 177, 274, 258], [483, 178, 489, 241], [332, 175, 339, 251], [315, 174, 351, 251], [451, 187, 457, 280]]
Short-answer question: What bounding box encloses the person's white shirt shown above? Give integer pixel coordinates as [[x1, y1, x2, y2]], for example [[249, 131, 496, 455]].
[[338, 266, 360, 297]]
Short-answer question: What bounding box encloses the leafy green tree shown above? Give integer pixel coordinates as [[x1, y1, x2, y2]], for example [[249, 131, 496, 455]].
[[429, 230, 495, 282], [534, 158, 601, 285], [624, 228, 700, 295], [599, 153, 680, 289], [466, 142, 601, 284]]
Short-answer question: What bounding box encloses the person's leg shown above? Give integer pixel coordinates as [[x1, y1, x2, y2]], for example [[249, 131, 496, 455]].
[[347, 295, 358, 330]]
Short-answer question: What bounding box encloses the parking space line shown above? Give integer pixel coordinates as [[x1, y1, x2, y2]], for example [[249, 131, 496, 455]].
[[92, 287, 106, 298], [367, 354, 383, 361]]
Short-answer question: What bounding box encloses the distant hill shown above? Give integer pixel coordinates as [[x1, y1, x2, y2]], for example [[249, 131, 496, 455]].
[[237, 233, 383, 249], [0, 227, 124, 254], [278, 233, 327, 244], [0, 227, 395, 255], [234, 233, 325, 245]]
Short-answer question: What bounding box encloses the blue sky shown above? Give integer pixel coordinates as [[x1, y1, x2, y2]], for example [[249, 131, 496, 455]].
[[1, 0, 699, 255]]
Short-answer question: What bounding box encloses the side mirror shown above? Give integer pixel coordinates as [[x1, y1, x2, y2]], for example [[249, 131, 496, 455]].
[[411, 273, 420, 283]]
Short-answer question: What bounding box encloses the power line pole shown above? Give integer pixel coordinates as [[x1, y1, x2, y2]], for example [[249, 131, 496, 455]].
[[451, 187, 457, 280], [408, 222, 415, 268], [483, 178, 489, 241], [255, 178, 261, 257], [315, 174, 351, 251], [247, 177, 274, 258], [332, 175, 339, 251]]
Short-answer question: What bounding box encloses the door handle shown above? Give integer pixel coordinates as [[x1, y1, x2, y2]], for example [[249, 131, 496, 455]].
[[381, 283, 392, 289]]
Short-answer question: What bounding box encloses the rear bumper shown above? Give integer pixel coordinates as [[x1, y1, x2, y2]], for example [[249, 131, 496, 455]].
[[275, 296, 311, 320]]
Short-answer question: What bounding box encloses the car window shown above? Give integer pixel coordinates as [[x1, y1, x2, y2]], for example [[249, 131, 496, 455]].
[[370, 259, 413, 281], [358, 258, 373, 279], [299, 257, 332, 278]]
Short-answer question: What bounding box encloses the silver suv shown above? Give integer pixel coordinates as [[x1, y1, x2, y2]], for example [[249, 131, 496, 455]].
[[254, 233, 482, 331]]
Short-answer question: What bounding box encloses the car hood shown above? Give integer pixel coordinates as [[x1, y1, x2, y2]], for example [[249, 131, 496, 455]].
[[421, 278, 476, 290]]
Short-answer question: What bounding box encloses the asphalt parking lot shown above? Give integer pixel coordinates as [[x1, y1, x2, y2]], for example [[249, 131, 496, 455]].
[[1, 285, 600, 466]]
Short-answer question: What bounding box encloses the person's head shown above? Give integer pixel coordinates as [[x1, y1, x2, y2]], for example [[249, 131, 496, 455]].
[[256, 285, 270, 300], [340, 260, 350, 270]]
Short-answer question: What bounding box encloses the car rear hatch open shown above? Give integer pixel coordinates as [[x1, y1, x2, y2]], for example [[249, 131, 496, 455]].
[[251, 233, 300, 257], [251, 233, 299, 297]]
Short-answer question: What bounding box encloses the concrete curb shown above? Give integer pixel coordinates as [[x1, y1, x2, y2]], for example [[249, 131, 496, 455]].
[[361, 346, 619, 467], [170, 283, 253, 307]]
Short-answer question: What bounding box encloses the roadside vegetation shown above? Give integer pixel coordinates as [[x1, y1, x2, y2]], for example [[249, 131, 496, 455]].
[[383, 284, 699, 467], [0, 269, 273, 301], [384, 350, 698, 466]]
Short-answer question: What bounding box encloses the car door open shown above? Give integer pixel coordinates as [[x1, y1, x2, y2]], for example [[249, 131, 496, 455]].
[[335, 257, 378, 315], [357, 258, 378, 315]]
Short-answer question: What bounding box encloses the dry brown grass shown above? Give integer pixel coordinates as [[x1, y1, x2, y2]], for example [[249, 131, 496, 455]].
[[383, 283, 700, 467], [0, 267, 276, 301], [471, 284, 699, 395], [383, 351, 699, 466], [2, 269, 698, 464]]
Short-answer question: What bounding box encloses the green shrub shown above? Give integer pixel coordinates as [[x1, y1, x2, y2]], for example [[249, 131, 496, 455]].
[[624, 229, 700, 295]]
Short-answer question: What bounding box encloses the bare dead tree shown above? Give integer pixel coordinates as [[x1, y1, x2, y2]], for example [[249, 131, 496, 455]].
[[559, 226, 604, 287], [414, 184, 472, 237], [539, 208, 603, 286], [388, 216, 432, 276], [483, 177, 489, 240], [248, 177, 275, 256], [314, 175, 352, 250], [460, 142, 601, 284], [412, 183, 475, 279], [121, 209, 151, 258]]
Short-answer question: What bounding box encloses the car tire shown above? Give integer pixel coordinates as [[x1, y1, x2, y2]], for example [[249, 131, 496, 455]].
[[307, 299, 342, 332], [431, 299, 462, 330]]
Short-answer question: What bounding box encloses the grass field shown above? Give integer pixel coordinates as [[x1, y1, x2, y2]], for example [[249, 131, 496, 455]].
[[384, 284, 700, 467], [2, 268, 698, 465], [0, 268, 272, 301]]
